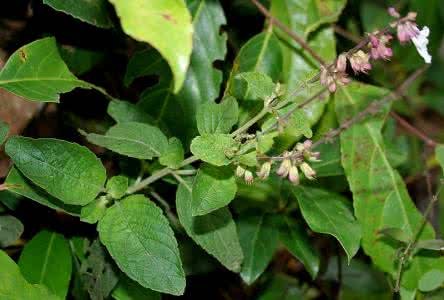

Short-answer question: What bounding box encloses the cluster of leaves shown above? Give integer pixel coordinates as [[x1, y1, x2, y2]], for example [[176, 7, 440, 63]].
[[1, 0, 444, 299]]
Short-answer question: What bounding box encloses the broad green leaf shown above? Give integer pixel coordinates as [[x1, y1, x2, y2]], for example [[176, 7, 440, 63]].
[[5, 137, 106, 206], [310, 141, 344, 177], [0, 250, 60, 300], [378, 227, 410, 244], [0, 215, 24, 247], [137, 0, 228, 145], [5, 167, 81, 216], [109, 0, 193, 92], [196, 96, 239, 135], [43, 0, 112, 28], [159, 137, 184, 169], [98, 195, 185, 295], [106, 175, 128, 199], [418, 270, 444, 292], [437, 145, 444, 172], [279, 217, 320, 279], [112, 275, 160, 300], [83, 122, 168, 160], [124, 49, 166, 87], [238, 213, 279, 284], [18, 230, 72, 299], [258, 274, 303, 300], [191, 164, 237, 216], [235, 72, 275, 101], [107, 100, 155, 125], [336, 82, 444, 289], [176, 180, 243, 271], [0, 120, 9, 145], [80, 196, 108, 224], [0, 37, 90, 102], [291, 186, 361, 261], [190, 134, 238, 166], [59, 45, 105, 75]]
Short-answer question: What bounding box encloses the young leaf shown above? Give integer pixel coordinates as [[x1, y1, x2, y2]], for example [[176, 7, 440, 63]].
[[291, 186, 361, 262], [98, 195, 185, 295], [0, 37, 90, 102], [112, 275, 160, 300], [43, 0, 112, 28], [0, 120, 9, 145], [191, 164, 237, 216], [109, 0, 193, 93], [238, 213, 279, 284], [176, 180, 243, 271], [106, 175, 129, 199], [279, 217, 320, 279], [0, 215, 24, 247], [80, 196, 109, 224], [83, 122, 168, 160], [18, 230, 72, 299], [107, 100, 155, 125], [235, 72, 275, 101], [418, 270, 444, 292], [190, 134, 238, 166], [196, 96, 239, 135], [0, 250, 60, 300], [159, 137, 184, 169], [5, 137, 106, 206]]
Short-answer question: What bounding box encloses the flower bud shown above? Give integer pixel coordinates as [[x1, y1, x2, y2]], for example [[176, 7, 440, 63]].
[[349, 50, 372, 74], [295, 142, 305, 152], [308, 151, 321, 162], [244, 170, 254, 185], [388, 7, 400, 18], [303, 139, 313, 150], [277, 158, 292, 177], [257, 161, 272, 180], [235, 165, 246, 178], [336, 53, 347, 72], [288, 165, 300, 185], [300, 162, 316, 180]]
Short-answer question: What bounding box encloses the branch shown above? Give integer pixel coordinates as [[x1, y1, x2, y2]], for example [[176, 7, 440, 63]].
[[389, 111, 438, 148]]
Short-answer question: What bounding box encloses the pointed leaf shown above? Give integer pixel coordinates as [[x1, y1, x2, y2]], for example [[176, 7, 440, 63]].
[[190, 134, 238, 166], [235, 72, 275, 101], [107, 100, 155, 125], [196, 96, 239, 135], [159, 137, 184, 169], [0, 215, 24, 247]]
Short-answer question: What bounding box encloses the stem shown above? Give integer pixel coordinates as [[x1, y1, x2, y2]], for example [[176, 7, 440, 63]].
[[389, 111, 438, 148]]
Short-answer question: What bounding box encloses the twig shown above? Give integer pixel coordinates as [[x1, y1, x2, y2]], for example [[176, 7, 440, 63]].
[[389, 111, 438, 148]]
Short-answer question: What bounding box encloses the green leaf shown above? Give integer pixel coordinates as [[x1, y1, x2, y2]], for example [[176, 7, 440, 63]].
[[378, 227, 410, 244], [176, 180, 243, 271], [437, 145, 444, 172], [0, 120, 9, 145], [310, 141, 344, 177], [235, 72, 275, 101], [5, 137, 106, 206], [196, 96, 239, 135], [59, 45, 105, 75], [415, 239, 444, 251], [107, 100, 155, 125], [80, 196, 108, 224], [336, 82, 444, 290], [0, 250, 60, 300], [191, 164, 237, 216], [0, 37, 90, 103], [109, 0, 193, 92], [43, 0, 112, 28], [159, 137, 184, 169], [106, 175, 129, 199], [190, 134, 238, 166], [279, 217, 320, 279], [418, 270, 444, 292], [238, 213, 279, 284], [98, 195, 185, 295], [5, 167, 81, 216], [124, 48, 166, 87], [0, 215, 24, 247], [112, 275, 160, 300], [291, 186, 361, 262], [258, 274, 303, 300], [83, 122, 168, 160], [18, 230, 72, 299]]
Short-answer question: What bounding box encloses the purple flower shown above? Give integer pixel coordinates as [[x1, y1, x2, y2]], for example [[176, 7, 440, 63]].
[[349, 50, 372, 74], [370, 34, 393, 60]]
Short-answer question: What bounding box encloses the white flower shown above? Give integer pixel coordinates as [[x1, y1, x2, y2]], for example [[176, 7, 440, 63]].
[[412, 26, 432, 64]]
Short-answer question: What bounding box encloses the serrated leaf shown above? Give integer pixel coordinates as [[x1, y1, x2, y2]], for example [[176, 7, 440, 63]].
[[418, 270, 444, 292], [43, 0, 112, 28], [18, 230, 72, 299], [112, 275, 160, 300], [5, 137, 106, 206], [0, 120, 9, 145], [5, 167, 81, 216], [279, 217, 320, 279], [98, 195, 185, 295], [238, 213, 279, 284], [0, 37, 90, 102], [83, 122, 168, 160], [0, 250, 60, 300], [159, 137, 184, 169], [109, 0, 193, 92], [106, 176, 128, 199], [196, 96, 239, 135], [336, 82, 444, 290], [191, 164, 237, 216], [176, 180, 243, 271], [107, 100, 155, 125], [0, 215, 24, 247], [235, 72, 275, 101], [80, 196, 108, 224], [190, 134, 238, 166], [291, 186, 361, 262], [437, 145, 444, 172]]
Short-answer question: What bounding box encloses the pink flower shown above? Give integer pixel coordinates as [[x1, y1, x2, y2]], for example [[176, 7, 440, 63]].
[[370, 34, 393, 60], [388, 7, 400, 18], [397, 21, 420, 43], [320, 66, 350, 93], [336, 53, 347, 72], [349, 50, 372, 74]]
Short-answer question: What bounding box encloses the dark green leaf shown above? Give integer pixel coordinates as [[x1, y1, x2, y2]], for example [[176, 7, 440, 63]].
[[159, 137, 184, 169], [418, 270, 444, 292], [437, 145, 444, 172], [378, 227, 410, 244], [0, 215, 24, 247], [112, 275, 160, 300], [196, 96, 239, 135], [190, 134, 238, 166], [258, 274, 303, 300], [0, 120, 9, 145], [107, 100, 155, 125], [60, 45, 105, 75]]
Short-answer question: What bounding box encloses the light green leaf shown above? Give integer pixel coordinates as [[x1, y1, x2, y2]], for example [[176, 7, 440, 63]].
[[336, 82, 444, 290], [0, 250, 60, 300], [159, 137, 184, 169], [80, 196, 108, 224], [43, 0, 112, 28], [238, 213, 279, 284], [191, 164, 237, 216], [418, 270, 444, 292], [109, 0, 193, 92], [5, 137, 106, 206], [176, 180, 243, 271], [98, 195, 185, 295], [112, 275, 160, 300], [0, 37, 90, 102], [0, 215, 24, 247], [0, 120, 9, 145], [196, 96, 239, 135], [235, 72, 275, 101], [291, 186, 361, 261], [18, 230, 72, 299], [279, 217, 320, 279], [5, 167, 81, 216], [437, 145, 444, 172], [83, 122, 168, 160], [107, 100, 155, 125], [190, 134, 238, 166], [106, 175, 129, 199]]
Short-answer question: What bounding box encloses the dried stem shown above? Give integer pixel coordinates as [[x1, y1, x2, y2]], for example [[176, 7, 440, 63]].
[[389, 111, 438, 147]]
